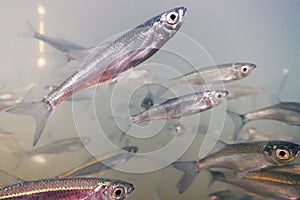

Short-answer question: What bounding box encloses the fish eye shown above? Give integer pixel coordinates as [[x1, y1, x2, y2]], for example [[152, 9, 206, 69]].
[[240, 65, 249, 74], [215, 92, 223, 100], [113, 186, 126, 199], [166, 12, 179, 25], [275, 148, 290, 160]]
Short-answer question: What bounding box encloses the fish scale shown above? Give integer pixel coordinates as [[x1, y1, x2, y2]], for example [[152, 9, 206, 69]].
[[6, 7, 187, 146], [0, 177, 134, 200]]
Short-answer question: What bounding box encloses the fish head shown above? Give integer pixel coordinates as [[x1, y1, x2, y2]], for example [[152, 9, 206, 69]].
[[198, 90, 228, 111], [263, 140, 300, 164], [208, 90, 228, 105], [100, 179, 135, 200], [150, 7, 187, 37], [231, 63, 257, 80]]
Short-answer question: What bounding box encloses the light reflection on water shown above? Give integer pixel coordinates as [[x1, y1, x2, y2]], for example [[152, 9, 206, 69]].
[[0, 1, 300, 199]]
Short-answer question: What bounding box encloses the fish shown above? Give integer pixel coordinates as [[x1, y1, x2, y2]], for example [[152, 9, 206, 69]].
[[226, 86, 264, 100], [227, 101, 300, 140], [209, 170, 300, 200], [171, 62, 256, 86], [171, 140, 300, 193], [140, 84, 155, 110], [14, 137, 91, 168], [6, 7, 187, 146], [27, 21, 88, 62], [0, 169, 134, 200], [57, 146, 138, 178], [0, 83, 35, 111], [129, 90, 228, 124], [208, 189, 254, 200], [235, 127, 294, 142]]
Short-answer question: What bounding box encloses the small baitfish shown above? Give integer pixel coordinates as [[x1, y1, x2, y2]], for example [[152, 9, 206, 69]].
[[27, 21, 88, 62], [6, 7, 187, 146], [129, 90, 228, 124], [209, 170, 300, 200], [171, 62, 256, 86], [172, 140, 300, 193], [226, 86, 264, 100], [227, 101, 300, 140], [208, 189, 254, 200], [0, 174, 134, 200], [58, 146, 138, 178]]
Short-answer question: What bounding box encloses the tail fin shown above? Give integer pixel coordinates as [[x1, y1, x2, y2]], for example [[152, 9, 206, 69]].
[[171, 161, 198, 193], [6, 100, 53, 146], [226, 110, 246, 141], [26, 20, 40, 38], [207, 170, 225, 187]]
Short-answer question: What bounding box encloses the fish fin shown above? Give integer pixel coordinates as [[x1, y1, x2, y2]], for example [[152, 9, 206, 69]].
[[289, 121, 300, 126], [207, 170, 225, 187], [171, 161, 199, 193], [108, 116, 133, 143], [26, 20, 39, 37], [0, 169, 24, 188], [216, 139, 228, 148], [226, 110, 245, 141], [5, 100, 53, 147]]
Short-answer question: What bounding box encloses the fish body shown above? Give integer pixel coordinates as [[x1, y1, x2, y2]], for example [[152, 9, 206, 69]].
[[130, 90, 228, 124], [208, 189, 253, 200], [140, 85, 155, 110], [0, 177, 134, 200], [226, 86, 264, 100], [210, 170, 300, 200], [227, 102, 300, 140], [7, 7, 187, 146], [269, 164, 300, 174], [27, 21, 87, 61], [26, 137, 91, 156], [58, 146, 138, 178], [171, 63, 256, 86], [172, 140, 300, 193]]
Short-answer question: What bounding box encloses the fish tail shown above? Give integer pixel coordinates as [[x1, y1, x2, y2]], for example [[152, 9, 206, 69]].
[[108, 116, 133, 143], [6, 100, 53, 147], [0, 169, 23, 188], [207, 170, 225, 187], [26, 20, 40, 38], [226, 110, 246, 140], [171, 161, 199, 193]]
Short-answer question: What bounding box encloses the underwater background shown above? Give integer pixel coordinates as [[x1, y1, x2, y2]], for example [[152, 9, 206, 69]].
[[0, 1, 300, 199]]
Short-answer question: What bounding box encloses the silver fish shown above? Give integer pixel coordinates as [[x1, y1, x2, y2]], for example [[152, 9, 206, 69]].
[[208, 189, 254, 200], [7, 7, 187, 146], [171, 62, 256, 86], [57, 146, 138, 178], [27, 21, 88, 62], [226, 86, 264, 100], [227, 101, 300, 140], [209, 170, 300, 200], [21, 137, 91, 156], [129, 90, 228, 124], [172, 140, 300, 193], [15, 137, 91, 168], [140, 84, 155, 110], [0, 169, 134, 200]]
